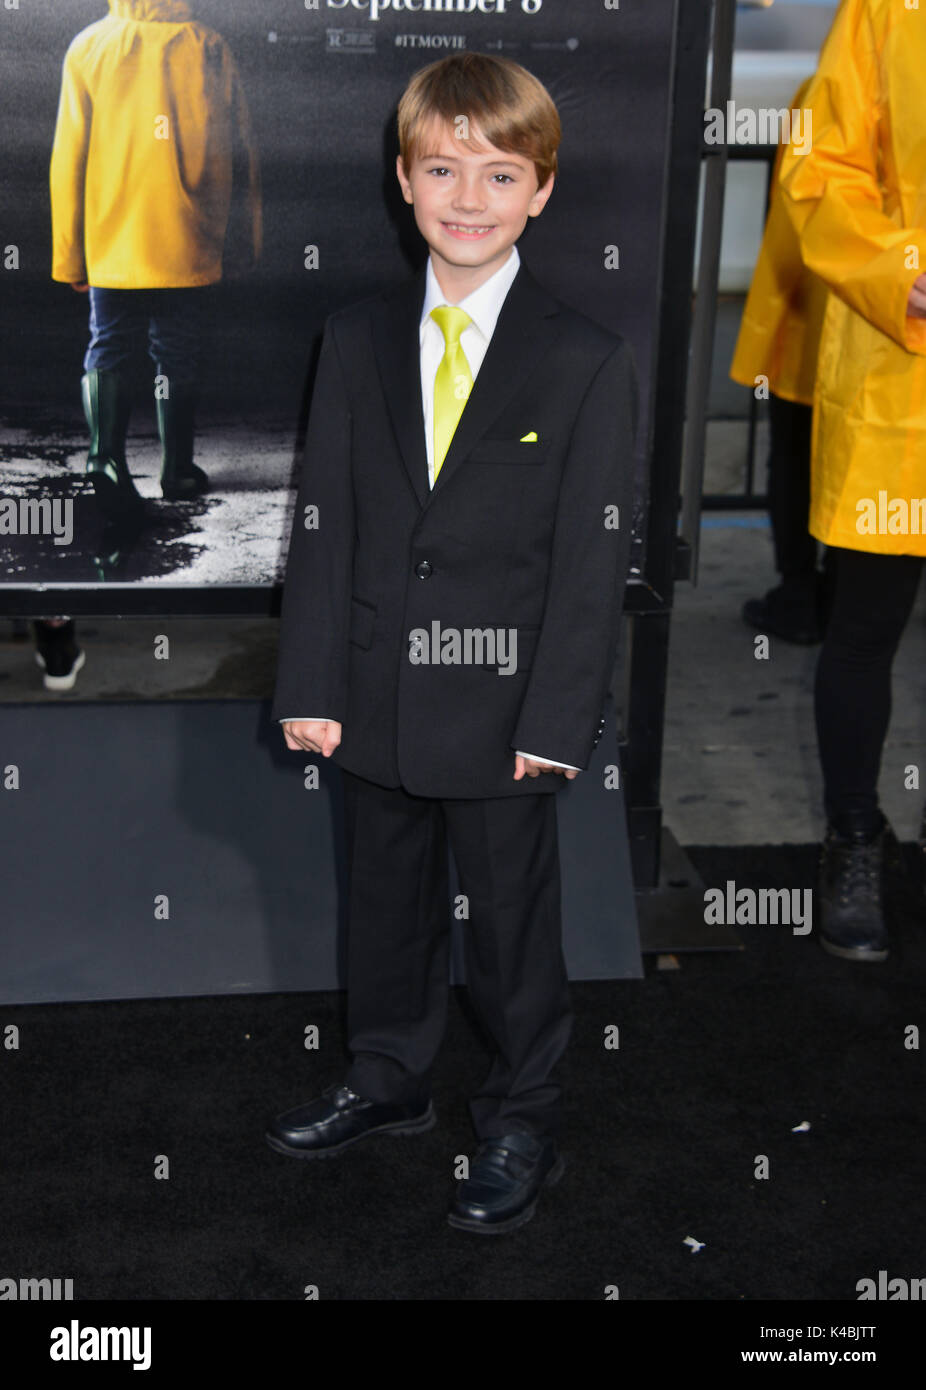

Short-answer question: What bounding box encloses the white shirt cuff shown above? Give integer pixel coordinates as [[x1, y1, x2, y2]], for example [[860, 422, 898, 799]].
[[516, 750, 581, 771], [278, 728, 579, 772]]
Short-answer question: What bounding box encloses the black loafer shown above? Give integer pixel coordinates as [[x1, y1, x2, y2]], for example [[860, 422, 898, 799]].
[[448, 1130, 564, 1234], [266, 1082, 435, 1159]]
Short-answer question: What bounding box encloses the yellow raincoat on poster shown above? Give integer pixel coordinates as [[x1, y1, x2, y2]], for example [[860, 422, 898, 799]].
[[777, 0, 926, 557], [729, 78, 829, 406], [50, 0, 261, 289]]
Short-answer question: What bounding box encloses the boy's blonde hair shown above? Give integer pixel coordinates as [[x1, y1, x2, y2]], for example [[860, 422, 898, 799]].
[[398, 53, 561, 188]]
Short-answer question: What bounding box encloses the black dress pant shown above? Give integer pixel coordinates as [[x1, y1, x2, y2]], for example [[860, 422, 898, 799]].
[[815, 546, 923, 833], [340, 769, 571, 1140]]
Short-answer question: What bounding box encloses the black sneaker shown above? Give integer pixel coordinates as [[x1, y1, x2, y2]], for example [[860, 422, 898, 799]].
[[817, 816, 892, 961], [33, 620, 85, 693]]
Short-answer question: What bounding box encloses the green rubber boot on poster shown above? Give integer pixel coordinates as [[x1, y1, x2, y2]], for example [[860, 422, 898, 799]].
[[155, 372, 209, 501], [81, 370, 145, 519]]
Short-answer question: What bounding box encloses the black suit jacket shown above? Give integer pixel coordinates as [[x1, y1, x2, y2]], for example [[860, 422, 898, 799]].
[[272, 260, 639, 798]]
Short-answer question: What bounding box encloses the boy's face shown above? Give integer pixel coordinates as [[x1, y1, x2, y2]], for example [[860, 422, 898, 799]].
[[396, 119, 554, 292]]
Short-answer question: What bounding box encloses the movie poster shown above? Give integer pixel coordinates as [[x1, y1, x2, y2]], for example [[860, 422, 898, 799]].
[[0, 0, 675, 609]]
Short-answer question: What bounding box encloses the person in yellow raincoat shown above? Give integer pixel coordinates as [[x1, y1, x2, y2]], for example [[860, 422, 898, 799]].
[[50, 0, 261, 514], [777, 0, 926, 961], [730, 77, 832, 645]]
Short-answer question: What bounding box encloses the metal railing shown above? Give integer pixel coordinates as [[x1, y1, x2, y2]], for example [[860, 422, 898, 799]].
[[701, 142, 776, 512]]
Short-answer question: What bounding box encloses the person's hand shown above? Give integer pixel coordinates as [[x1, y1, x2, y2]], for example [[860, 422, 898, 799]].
[[513, 754, 579, 782], [70, 282, 89, 293], [906, 272, 926, 318], [282, 719, 342, 756]]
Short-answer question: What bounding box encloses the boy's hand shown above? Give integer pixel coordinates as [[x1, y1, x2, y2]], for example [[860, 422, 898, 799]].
[[70, 282, 89, 293], [513, 754, 579, 782], [282, 719, 342, 756]]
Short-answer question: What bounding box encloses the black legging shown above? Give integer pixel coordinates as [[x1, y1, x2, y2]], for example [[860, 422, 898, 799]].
[[768, 394, 817, 581], [815, 546, 923, 834]]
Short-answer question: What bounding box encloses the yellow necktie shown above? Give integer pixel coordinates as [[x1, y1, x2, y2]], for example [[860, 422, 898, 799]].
[[430, 305, 473, 479]]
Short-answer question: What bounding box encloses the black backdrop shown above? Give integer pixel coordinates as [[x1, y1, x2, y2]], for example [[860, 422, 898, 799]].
[[0, 0, 676, 605]]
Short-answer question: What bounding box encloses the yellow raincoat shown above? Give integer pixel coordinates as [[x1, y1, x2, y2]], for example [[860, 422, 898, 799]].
[[729, 78, 829, 406], [50, 0, 261, 289], [778, 0, 926, 557]]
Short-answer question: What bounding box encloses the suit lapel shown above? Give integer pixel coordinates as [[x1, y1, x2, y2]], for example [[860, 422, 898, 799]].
[[428, 264, 562, 507], [372, 267, 431, 510], [372, 261, 562, 512]]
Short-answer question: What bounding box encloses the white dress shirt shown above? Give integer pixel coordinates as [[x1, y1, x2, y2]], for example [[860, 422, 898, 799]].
[[280, 246, 581, 773], [419, 245, 520, 484]]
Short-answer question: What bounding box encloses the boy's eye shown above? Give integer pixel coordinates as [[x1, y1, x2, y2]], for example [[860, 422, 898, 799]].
[[422, 167, 515, 183]]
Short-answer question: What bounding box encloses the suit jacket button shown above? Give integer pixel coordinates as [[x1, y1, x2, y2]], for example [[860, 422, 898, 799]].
[[415, 560, 433, 579]]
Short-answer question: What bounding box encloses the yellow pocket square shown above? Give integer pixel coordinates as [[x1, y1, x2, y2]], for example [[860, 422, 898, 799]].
[[519, 431, 538, 443]]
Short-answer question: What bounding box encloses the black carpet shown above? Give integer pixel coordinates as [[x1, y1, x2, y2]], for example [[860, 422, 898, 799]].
[[1, 843, 923, 1304]]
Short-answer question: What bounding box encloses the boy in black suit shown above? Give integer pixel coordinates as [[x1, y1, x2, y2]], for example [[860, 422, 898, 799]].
[[267, 53, 637, 1234]]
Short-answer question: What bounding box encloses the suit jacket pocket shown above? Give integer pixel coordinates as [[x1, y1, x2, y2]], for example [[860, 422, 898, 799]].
[[467, 440, 550, 465], [349, 596, 376, 650]]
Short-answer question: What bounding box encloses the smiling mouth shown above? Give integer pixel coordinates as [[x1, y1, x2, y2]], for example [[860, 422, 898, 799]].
[[442, 223, 495, 237]]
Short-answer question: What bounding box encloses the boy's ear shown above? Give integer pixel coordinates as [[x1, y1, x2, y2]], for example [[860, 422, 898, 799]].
[[528, 172, 555, 218], [396, 154, 414, 205]]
